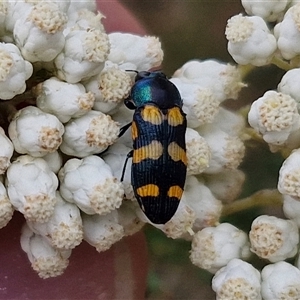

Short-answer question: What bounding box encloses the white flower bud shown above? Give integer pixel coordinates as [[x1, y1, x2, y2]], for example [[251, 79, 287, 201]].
[[6, 0, 69, 36], [185, 128, 210, 175], [275, 3, 300, 60], [0, 42, 32, 99], [0, 0, 8, 37], [283, 194, 300, 227], [249, 215, 299, 262], [241, 0, 289, 22], [157, 199, 196, 239], [6, 155, 58, 223], [261, 261, 300, 300], [210, 107, 246, 136], [212, 259, 262, 300], [60, 110, 120, 157], [278, 68, 300, 110], [183, 176, 222, 231], [172, 59, 246, 101], [225, 14, 276, 66], [204, 169, 246, 203], [67, 0, 96, 19], [55, 28, 109, 83], [52, 0, 70, 13], [278, 149, 300, 198], [84, 64, 132, 114], [13, 2, 67, 63], [190, 223, 250, 273], [8, 106, 64, 157], [20, 223, 71, 278], [59, 155, 124, 215], [0, 126, 13, 174], [102, 143, 134, 201], [108, 33, 163, 71], [66, 8, 104, 34], [82, 211, 124, 252], [0, 181, 13, 229], [199, 124, 245, 174], [5, 1, 34, 34], [248, 91, 300, 146], [35, 77, 95, 123], [170, 78, 220, 128], [111, 104, 135, 135], [117, 201, 144, 236], [27, 192, 83, 250], [42, 151, 63, 174], [273, 129, 300, 153]]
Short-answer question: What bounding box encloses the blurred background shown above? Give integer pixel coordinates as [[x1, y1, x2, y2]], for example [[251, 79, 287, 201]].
[[105, 1, 286, 299], [118, 1, 242, 73]]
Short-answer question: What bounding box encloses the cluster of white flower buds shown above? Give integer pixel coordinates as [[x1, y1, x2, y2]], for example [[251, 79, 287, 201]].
[[208, 1, 300, 299], [5, 0, 300, 297], [0, 0, 251, 280], [0, 0, 162, 278]]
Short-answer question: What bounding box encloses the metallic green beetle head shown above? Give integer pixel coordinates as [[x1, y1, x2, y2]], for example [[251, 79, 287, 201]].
[[125, 71, 183, 110]]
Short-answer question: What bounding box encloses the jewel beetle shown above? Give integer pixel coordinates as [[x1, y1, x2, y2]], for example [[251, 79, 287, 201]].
[[121, 71, 187, 224]]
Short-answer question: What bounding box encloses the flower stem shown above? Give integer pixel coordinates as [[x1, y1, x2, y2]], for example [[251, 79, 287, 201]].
[[270, 56, 291, 71], [222, 189, 283, 216], [237, 64, 255, 79]]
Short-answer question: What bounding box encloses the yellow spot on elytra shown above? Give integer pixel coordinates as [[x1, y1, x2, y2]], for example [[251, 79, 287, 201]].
[[168, 142, 187, 165], [133, 140, 163, 163], [137, 184, 159, 197], [131, 121, 138, 140], [168, 107, 184, 126], [167, 185, 183, 199], [141, 105, 163, 125]]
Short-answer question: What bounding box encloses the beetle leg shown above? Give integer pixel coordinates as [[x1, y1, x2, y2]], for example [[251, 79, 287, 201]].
[[119, 122, 132, 137], [120, 150, 133, 182]]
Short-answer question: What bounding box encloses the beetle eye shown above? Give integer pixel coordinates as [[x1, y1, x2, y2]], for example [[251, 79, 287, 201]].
[[124, 98, 136, 110]]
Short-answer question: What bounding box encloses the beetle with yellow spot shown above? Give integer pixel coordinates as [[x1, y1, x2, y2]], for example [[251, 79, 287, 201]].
[[121, 71, 187, 224]]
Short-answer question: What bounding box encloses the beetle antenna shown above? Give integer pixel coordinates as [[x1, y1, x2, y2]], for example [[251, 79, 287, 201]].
[[125, 70, 138, 74]]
